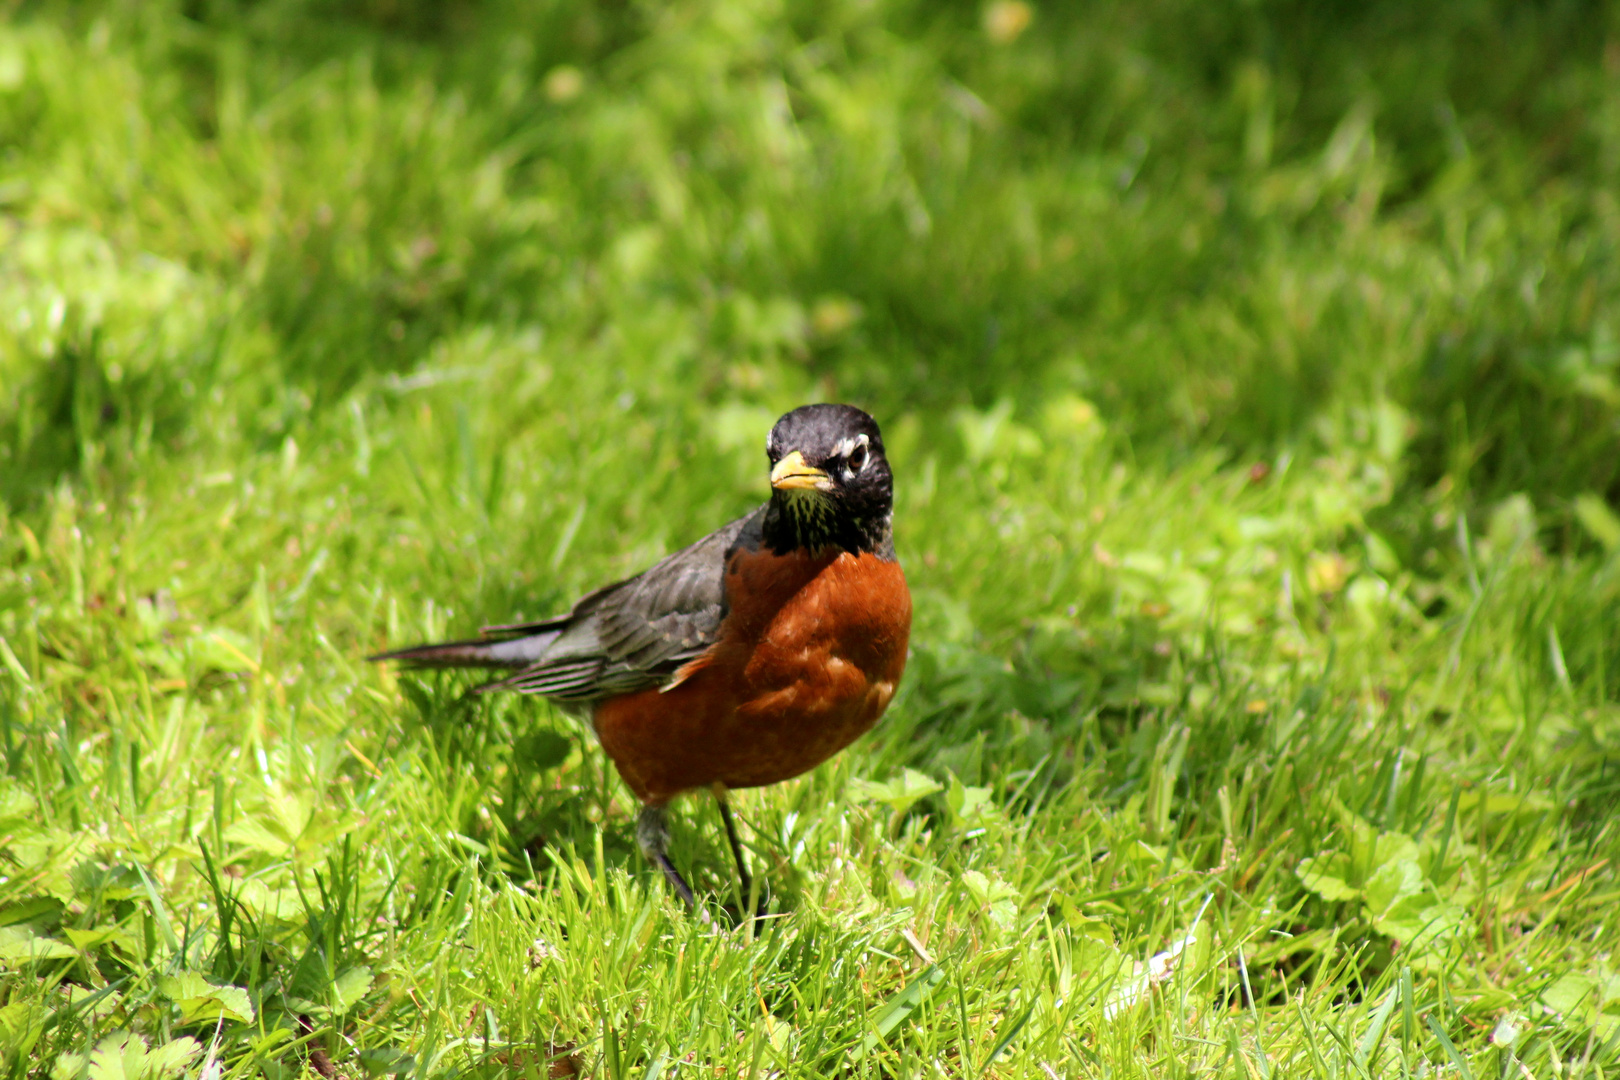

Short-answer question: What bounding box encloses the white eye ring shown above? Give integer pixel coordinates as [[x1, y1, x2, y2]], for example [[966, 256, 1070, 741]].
[[841, 433, 870, 475]]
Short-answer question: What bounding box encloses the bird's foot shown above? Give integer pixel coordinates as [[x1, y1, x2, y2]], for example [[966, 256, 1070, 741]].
[[712, 786, 773, 922], [638, 804, 710, 920]]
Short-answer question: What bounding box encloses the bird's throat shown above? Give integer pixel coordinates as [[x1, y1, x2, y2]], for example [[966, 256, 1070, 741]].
[[763, 491, 893, 558]]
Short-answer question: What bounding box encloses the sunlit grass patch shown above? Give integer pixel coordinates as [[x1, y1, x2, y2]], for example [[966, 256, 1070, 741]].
[[1, 1, 1618, 1077]]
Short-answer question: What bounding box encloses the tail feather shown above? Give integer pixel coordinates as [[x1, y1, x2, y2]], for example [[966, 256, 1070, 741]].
[[368, 629, 561, 670], [478, 611, 577, 636]]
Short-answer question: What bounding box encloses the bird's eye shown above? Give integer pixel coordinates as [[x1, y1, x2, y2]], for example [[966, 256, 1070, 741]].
[[847, 443, 868, 474]]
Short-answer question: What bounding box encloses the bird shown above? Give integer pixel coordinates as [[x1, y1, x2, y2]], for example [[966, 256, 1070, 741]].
[[372, 403, 911, 911]]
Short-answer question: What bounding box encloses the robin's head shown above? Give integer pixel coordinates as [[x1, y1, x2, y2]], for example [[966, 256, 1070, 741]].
[[763, 404, 894, 554]]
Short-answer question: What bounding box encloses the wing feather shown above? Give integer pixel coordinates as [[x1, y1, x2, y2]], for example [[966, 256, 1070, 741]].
[[447, 507, 763, 701]]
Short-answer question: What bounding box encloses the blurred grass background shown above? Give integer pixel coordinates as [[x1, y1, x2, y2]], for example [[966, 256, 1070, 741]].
[[1, 0, 1618, 1077]]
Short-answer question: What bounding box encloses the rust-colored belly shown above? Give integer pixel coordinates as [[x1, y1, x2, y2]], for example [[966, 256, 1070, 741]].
[[593, 548, 911, 804]]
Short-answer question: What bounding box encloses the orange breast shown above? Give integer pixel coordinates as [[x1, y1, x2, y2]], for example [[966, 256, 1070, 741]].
[[592, 548, 912, 804]]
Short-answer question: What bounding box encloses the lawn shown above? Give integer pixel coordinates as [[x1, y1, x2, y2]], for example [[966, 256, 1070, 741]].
[[2, 1, 1619, 1076]]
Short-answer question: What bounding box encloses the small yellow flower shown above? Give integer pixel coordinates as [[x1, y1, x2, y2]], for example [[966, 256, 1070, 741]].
[[1305, 551, 1350, 595], [543, 66, 584, 103], [984, 1, 1034, 45]]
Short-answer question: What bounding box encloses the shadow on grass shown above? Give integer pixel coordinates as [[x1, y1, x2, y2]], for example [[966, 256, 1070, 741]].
[[392, 673, 795, 922]]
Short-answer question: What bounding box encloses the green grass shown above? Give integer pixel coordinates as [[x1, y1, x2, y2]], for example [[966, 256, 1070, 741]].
[[2, 1, 1619, 1076]]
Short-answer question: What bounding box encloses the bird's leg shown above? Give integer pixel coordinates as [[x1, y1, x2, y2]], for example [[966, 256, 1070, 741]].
[[711, 783, 765, 917], [636, 804, 698, 911]]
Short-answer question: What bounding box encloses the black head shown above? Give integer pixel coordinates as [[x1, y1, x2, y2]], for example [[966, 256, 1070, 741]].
[[762, 404, 895, 556]]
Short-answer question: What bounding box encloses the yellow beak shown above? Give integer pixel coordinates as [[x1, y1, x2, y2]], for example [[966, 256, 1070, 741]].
[[770, 450, 831, 491]]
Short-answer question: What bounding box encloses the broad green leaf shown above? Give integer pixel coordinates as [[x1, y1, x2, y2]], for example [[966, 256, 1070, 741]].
[[357, 1048, 417, 1076], [515, 730, 571, 771], [961, 870, 1020, 930], [1370, 832, 1420, 870], [68, 862, 143, 901], [71, 1032, 199, 1080], [1486, 493, 1537, 557], [223, 817, 292, 857], [1296, 854, 1359, 901], [143, 1038, 203, 1077], [236, 879, 303, 922], [8, 829, 94, 893], [0, 896, 65, 927], [1120, 551, 1167, 577], [1542, 974, 1598, 1023], [178, 987, 253, 1025], [849, 768, 942, 816], [1363, 858, 1424, 917], [0, 924, 78, 961], [86, 1032, 145, 1080], [0, 1001, 47, 1058], [62, 925, 140, 954], [156, 972, 213, 1001], [266, 786, 315, 842], [331, 965, 374, 1012], [1237, 516, 1285, 540], [1456, 789, 1555, 817], [293, 809, 362, 851], [134, 645, 184, 680], [944, 773, 996, 831], [1073, 932, 1126, 983], [0, 780, 35, 824], [1363, 530, 1400, 573], [1058, 895, 1116, 945], [1374, 898, 1467, 955], [1573, 493, 1620, 551], [961, 869, 1019, 905], [158, 972, 255, 1024]]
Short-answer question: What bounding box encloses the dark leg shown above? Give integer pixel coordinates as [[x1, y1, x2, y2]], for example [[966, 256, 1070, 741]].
[[712, 784, 766, 917], [636, 804, 699, 911]]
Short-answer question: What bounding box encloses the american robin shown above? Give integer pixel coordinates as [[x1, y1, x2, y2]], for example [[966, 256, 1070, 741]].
[[373, 404, 911, 910]]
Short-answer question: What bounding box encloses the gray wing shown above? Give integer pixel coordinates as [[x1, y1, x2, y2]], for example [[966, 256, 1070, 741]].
[[476, 506, 765, 700]]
